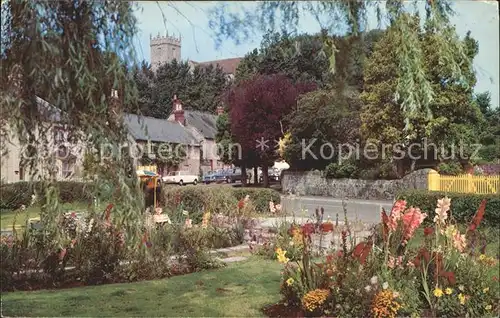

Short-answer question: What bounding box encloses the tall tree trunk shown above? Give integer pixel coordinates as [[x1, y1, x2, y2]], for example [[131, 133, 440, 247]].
[[253, 166, 258, 184], [241, 163, 247, 187], [262, 163, 269, 188]]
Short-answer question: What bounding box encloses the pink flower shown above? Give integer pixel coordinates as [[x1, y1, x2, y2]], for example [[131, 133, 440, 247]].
[[387, 255, 403, 269], [387, 200, 407, 231], [433, 197, 451, 225], [402, 207, 427, 240], [59, 248, 67, 261], [453, 232, 466, 252], [185, 218, 192, 228], [275, 204, 282, 212], [269, 201, 276, 213]]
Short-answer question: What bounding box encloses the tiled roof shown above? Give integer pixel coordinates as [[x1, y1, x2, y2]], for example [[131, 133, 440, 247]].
[[124, 113, 197, 145], [191, 57, 243, 75], [184, 110, 218, 139]]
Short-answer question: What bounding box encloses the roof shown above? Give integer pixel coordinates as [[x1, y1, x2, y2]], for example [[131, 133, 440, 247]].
[[36, 96, 65, 122], [184, 110, 218, 139], [124, 113, 198, 145], [191, 57, 243, 75]]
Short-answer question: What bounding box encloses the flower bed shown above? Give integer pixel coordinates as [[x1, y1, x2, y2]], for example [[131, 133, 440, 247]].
[[265, 198, 500, 317]]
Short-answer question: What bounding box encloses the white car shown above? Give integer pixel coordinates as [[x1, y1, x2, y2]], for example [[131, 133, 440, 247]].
[[162, 171, 198, 186]]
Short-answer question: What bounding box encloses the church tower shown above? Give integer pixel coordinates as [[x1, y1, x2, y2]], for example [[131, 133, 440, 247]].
[[150, 32, 181, 72]]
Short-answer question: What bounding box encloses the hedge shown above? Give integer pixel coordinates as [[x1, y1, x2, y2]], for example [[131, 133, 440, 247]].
[[162, 186, 281, 222], [396, 189, 500, 227], [0, 181, 94, 210]]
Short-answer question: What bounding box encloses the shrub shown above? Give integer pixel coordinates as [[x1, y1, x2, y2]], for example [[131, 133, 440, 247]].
[[324, 162, 358, 179], [437, 162, 463, 176], [163, 186, 280, 220], [396, 190, 500, 227], [232, 187, 280, 213], [0, 181, 94, 209]]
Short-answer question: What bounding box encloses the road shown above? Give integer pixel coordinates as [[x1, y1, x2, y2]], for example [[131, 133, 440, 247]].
[[280, 195, 394, 224]]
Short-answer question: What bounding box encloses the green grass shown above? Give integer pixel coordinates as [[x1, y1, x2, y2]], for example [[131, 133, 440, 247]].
[[1, 257, 283, 317], [1, 202, 89, 230]]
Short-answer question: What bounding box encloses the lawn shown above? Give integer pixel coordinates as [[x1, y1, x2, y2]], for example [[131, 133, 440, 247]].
[[1, 202, 91, 230], [1, 257, 283, 317]]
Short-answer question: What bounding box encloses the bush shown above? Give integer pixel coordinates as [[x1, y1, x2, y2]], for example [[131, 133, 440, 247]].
[[232, 187, 280, 213], [324, 162, 358, 179], [0, 181, 94, 209], [396, 190, 500, 227], [437, 162, 463, 176], [162, 186, 280, 220]]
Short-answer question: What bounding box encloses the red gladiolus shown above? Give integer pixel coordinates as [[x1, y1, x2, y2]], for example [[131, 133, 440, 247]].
[[237, 199, 245, 209], [469, 199, 487, 231], [424, 227, 434, 236], [380, 209, 390, 242], [402, 207, 427, 241], [352, 241, 373, 265], [336, 250, 344, 258], [301, 223, 315, 236], [326, 254, 334, 263]]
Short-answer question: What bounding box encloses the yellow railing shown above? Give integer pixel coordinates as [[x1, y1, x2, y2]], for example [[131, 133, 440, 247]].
[[428, 170, 499, 194], [137, 165, 157, 173]]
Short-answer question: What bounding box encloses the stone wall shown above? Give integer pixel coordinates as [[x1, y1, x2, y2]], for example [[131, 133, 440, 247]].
[[281, 169, 431, 200]]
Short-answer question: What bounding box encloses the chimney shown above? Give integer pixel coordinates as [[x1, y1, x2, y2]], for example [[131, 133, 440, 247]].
[[173, 95, 185, 125], [216, 106, 224, 116]]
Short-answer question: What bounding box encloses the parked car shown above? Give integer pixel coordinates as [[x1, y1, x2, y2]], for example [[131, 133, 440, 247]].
[[203, 171, 216, 184], [162, 171, 198, 186], [221, 168, 242, 183], [259, 168, 281, 183], [211, 169, 227, 183]]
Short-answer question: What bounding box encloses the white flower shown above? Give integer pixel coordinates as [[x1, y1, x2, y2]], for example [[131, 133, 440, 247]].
[[86, 218, 94, 234], [244, 195, 250, 203], [289, 241, 294, 246], [30, 194, 37, 206], [364, 285, 372, 292], [370, 276, 378, 285], [458, 285, 465, 292], [382, 282, 389, 290], [182, 210, 189, 216], [20, 205, 26, 211], [393, 291, 400, 299]]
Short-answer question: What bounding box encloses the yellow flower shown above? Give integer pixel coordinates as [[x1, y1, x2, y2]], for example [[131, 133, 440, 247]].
[[276, 248, 289, 264], [445, 288, 453, 295], [458, 293, 466, 305], [485, 305, 492, 311], [483, 287, 489, 293], [479, 254, 486, 261], [371, 289, 402, 318], [434, 288, 444, 298], [286, 278, 294, 286], [301, 289, 330, 312]]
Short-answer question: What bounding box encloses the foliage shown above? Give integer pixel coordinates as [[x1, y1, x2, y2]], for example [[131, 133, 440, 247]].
[[232, 187, 281, 214], [284, 89, 361, 170], [271, 197, 499, 317], [1, 0, 145, 253], [226, 74, 315, 185], [360, 15, 483, 175], [475, 92, 500, 163], [162, 185, 281, 222], [134, 60, 228, 117], [396, 190, 500, 227], [437, 162, 463, 176], [0, 203, 230, 291], [139, 141, 186, 175], [0, 181, 94, 210], [324, 161, 359, 179], [215, 112, 239, 166]]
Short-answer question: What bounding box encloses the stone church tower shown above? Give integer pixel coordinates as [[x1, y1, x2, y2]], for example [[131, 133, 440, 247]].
[[150, 32, 181, 72]]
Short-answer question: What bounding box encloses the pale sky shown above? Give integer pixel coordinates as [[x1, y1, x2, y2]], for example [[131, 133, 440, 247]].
[[134, 1, 499, 107]]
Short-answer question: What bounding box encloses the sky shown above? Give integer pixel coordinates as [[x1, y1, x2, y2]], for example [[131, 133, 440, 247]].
[[134, 1, 499, 107]]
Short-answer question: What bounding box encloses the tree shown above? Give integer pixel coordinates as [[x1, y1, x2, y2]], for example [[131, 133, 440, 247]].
[[210, 1, 472, 123], [226, 74, 316, 187], [360, 15, 484, 175], [1, 0, 143, 244], [475, 92, 500, 162], [135, 60, 228, 118], [284, 89, 362, 170]]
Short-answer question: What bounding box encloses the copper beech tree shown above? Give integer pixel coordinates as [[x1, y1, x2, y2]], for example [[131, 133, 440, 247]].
[[225, 74, 316, 187]]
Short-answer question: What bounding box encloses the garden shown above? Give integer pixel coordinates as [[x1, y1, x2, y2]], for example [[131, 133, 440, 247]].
[[1, 180, 499, 317]]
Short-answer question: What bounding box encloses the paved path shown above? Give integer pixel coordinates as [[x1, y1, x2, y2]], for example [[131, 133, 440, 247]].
[[280, 195, 394, 224]]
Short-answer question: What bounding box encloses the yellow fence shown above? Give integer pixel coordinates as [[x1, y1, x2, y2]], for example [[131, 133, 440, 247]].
[[428, 170, 499, 194], [137, 165, 157, 173]]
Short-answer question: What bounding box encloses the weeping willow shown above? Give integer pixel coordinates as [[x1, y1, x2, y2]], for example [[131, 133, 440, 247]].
[[1, 1, 144, 248], [208, 0, 472, 130]]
